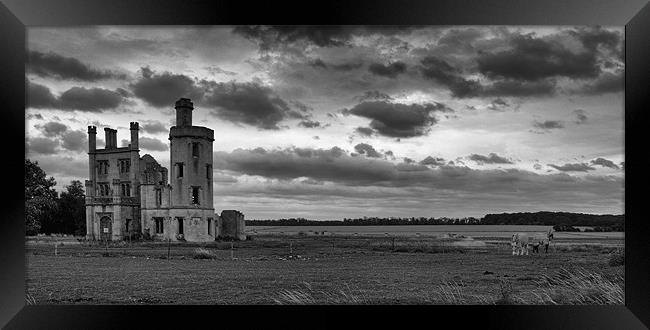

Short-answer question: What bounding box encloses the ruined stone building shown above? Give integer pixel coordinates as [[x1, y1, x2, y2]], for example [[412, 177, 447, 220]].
[[85, 98, 246, 242]]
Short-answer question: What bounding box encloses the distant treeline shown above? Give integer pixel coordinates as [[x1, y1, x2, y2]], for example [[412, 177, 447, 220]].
[[246, 212, 624, 230], [246, 217, 481, 226], [482, 212, 624, 227]]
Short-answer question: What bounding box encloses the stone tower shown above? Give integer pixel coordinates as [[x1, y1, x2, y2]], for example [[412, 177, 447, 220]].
[[167, 98, 216, 240]]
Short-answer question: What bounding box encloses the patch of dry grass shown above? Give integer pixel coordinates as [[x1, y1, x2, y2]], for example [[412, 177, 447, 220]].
[[608, 249, 624, 266], [193, 248, 217, 259], [527, 267, 624, 305], [273, 282, 369, 305]]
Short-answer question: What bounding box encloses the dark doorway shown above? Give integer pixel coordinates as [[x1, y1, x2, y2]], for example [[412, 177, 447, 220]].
[[177, 217, 184, 235], [100, 216, 112, 241]]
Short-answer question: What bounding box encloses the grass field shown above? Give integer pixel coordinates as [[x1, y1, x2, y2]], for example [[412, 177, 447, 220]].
[[25, 232, 624, 305]]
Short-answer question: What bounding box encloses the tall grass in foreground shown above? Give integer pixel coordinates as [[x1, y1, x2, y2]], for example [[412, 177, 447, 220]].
[[273, 268, 623, 305], [273, 282, 369, 305], [527, 267, 624, 304]]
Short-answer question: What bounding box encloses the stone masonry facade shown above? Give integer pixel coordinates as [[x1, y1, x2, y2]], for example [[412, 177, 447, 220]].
[[85, 98, 246, 242]]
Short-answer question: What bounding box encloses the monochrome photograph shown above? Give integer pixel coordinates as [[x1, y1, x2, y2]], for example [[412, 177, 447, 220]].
[[24, 25, 624, 305]]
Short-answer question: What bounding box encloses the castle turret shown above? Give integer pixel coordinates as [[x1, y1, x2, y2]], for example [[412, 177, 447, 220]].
[[175, 98, 193, 127], [167, 97, 216, 241], [169, 98, 214, 208]]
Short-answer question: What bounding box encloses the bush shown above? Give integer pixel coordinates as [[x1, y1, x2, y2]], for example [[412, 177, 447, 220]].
[[608, 249, 625, 266], [553, 225, 580, 232], [193, 248, 217, 259]]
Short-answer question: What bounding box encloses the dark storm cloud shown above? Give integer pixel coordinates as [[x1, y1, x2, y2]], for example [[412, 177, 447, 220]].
[[212, 147, 623, 201], [347, 101, 452, 138], [205, 66, 237, 76], [420, 156, 446, 166], [476, 33, 601, 82], [590, 157, 620, 169], [58, 87, 124, 111], [204, 81, 303, 130], [37, 121, 68, 137], [573, 109, 588, 124], [368, 61, 407, 78], [233, 25, 421, 50], [27, 50, 125, 81], [356, 90, 393, 102], [27, 81, 126, 112], [138, 136, 169, 151], [468, 153, 514, 165], [308, 58, 364, 71], [60, 130, 87, 152], [533, 120, 565, 130], [27, 81, 59, 109], [354, 143, 382, 158], [354, 126, 375, 137], [486, 98, 510, 111], [298, 120, 323, 128], [418, 56, 556, 98], [27, 137, 59, 155], [233, 25, 354, 49], [481, 79, 556, 97], [130, 67, 307, 129], [26, 113, 44, 120], [577, 71, 623, 95], [130, 67, 204, 108], [568, 26, 622, 53], [418, 56, 481, 98], [548, 163, 595, 172], [139, 120, 169, 134]]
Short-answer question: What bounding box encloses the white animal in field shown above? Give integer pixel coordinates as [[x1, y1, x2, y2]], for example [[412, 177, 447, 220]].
[[511, 232, 551, 255]]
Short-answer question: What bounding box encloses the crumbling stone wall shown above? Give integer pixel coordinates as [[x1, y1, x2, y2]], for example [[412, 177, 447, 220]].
[[219, 210, 246, 240]]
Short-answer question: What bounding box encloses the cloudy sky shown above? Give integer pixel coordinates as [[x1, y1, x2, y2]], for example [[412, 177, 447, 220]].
[[25, 26, 624, 219]]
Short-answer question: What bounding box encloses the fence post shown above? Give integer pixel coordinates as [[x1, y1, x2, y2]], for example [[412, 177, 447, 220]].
[[231, 241, 234, 260], [289, 242, 293, 255], [167, 238, 171, 260]]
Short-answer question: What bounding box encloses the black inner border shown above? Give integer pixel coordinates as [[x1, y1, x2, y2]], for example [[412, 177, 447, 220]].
[[1, 0, 648, 329]]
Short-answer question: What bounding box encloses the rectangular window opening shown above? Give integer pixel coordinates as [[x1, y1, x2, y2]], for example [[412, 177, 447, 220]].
[[177, 163, 184, 178], [206, 164, 211, 180], [207, 218, 213, 235], [118, 159, 131, 174], [154, 217, 164, 234], [98, 161, 109, 175], [177, 218, 184, 235], [191, 187, 200, 205], [192, 142, 200, 158]]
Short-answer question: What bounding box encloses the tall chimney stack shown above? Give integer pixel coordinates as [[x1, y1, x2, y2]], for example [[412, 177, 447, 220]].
[[104, 128, 112, 149], [130, 122, 139, 149], [88, 126, 97, 152]]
